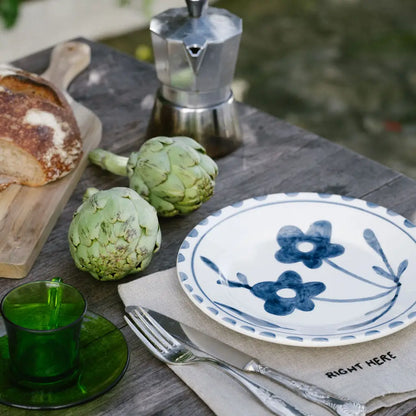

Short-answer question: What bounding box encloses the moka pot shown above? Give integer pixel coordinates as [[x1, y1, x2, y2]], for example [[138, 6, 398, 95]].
[[146, 0, 243, 158]]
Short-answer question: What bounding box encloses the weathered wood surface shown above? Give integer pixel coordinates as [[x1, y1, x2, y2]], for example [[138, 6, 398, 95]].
[[0, 41, 102, 279], [1, 38, 416, 415]]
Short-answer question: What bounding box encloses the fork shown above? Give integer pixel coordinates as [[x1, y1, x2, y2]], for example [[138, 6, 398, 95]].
[[125, 306, 310, 416]]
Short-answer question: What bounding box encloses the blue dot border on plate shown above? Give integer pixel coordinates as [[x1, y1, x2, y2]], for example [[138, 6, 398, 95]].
[[177, 192, 416, 347]]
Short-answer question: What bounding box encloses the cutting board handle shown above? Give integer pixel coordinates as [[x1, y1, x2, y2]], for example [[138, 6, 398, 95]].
[[41, 41, 91, 92]]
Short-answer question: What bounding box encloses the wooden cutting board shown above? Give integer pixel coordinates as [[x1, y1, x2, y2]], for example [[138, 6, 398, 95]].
[[0, 41, 102, 279]]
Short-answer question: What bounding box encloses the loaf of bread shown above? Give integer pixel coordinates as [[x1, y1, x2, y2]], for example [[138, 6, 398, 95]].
[[0, 64, 82, 190]]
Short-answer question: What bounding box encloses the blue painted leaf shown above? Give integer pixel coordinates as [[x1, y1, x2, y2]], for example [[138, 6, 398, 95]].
[[200, 256, 220, 273], [236, 272, 249, 285], [372, 266, 394, 280], [364, 229, 396, 277], [363, 229, 382, 255], [200, 256, 226, 283], [397, 259, 408, 278]]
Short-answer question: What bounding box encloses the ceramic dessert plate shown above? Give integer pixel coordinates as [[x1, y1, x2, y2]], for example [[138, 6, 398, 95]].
[[0, 311, 129, 409], [177, 192, 416, 347]]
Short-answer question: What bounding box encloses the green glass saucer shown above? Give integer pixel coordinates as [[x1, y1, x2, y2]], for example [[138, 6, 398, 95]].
[[0, 311, 129, 410]]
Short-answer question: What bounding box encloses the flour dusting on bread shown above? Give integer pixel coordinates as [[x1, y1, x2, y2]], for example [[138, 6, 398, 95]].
[[0, 65, 82, 190]]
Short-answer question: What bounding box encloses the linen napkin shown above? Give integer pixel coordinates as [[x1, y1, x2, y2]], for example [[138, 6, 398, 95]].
[[118, 268, 416, 415]]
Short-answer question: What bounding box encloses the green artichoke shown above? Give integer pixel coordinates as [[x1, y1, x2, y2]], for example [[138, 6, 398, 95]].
[[68, 187, 161, 281], [88, 136, 218, 217]]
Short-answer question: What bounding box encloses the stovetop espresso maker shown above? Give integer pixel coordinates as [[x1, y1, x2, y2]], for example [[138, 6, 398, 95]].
[[146, 0, 243, 158]]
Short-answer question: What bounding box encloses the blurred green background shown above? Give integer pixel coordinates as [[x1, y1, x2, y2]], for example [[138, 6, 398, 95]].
[[102, 0, 416, 178]]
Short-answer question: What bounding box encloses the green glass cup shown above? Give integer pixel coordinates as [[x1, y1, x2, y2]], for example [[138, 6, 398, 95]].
[[0, 279, 87, 389]]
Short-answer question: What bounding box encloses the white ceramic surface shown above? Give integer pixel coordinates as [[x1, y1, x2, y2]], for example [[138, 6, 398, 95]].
[[177, 193, 416, 347]]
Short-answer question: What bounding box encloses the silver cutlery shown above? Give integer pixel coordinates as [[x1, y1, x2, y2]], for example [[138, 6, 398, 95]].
[[125, 306, 309, 416], [139, 307, 367, 416]]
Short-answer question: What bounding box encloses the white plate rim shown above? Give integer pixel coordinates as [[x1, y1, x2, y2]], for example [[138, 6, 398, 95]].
[[176, 192, 416, 347]]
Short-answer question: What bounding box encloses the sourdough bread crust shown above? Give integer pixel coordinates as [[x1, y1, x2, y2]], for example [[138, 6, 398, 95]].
[[0, 65, 82, 188]]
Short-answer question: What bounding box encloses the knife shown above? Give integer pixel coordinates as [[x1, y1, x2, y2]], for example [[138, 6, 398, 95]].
[[144, 307, 366, 416]]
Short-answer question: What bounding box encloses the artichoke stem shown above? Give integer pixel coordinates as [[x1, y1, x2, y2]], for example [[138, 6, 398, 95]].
[[89, 149, 129, 177], [83, 187, 99, 202]]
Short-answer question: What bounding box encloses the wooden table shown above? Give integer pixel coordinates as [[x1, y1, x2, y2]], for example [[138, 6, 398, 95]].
[[2, 39, 416, 415]]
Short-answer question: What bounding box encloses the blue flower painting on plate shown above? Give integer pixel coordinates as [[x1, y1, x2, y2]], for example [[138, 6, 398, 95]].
[[275, 220, 344, 268], [177, 193, 416, 346], [201, 258, 326, 316], [201, 219, 405, 327]]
